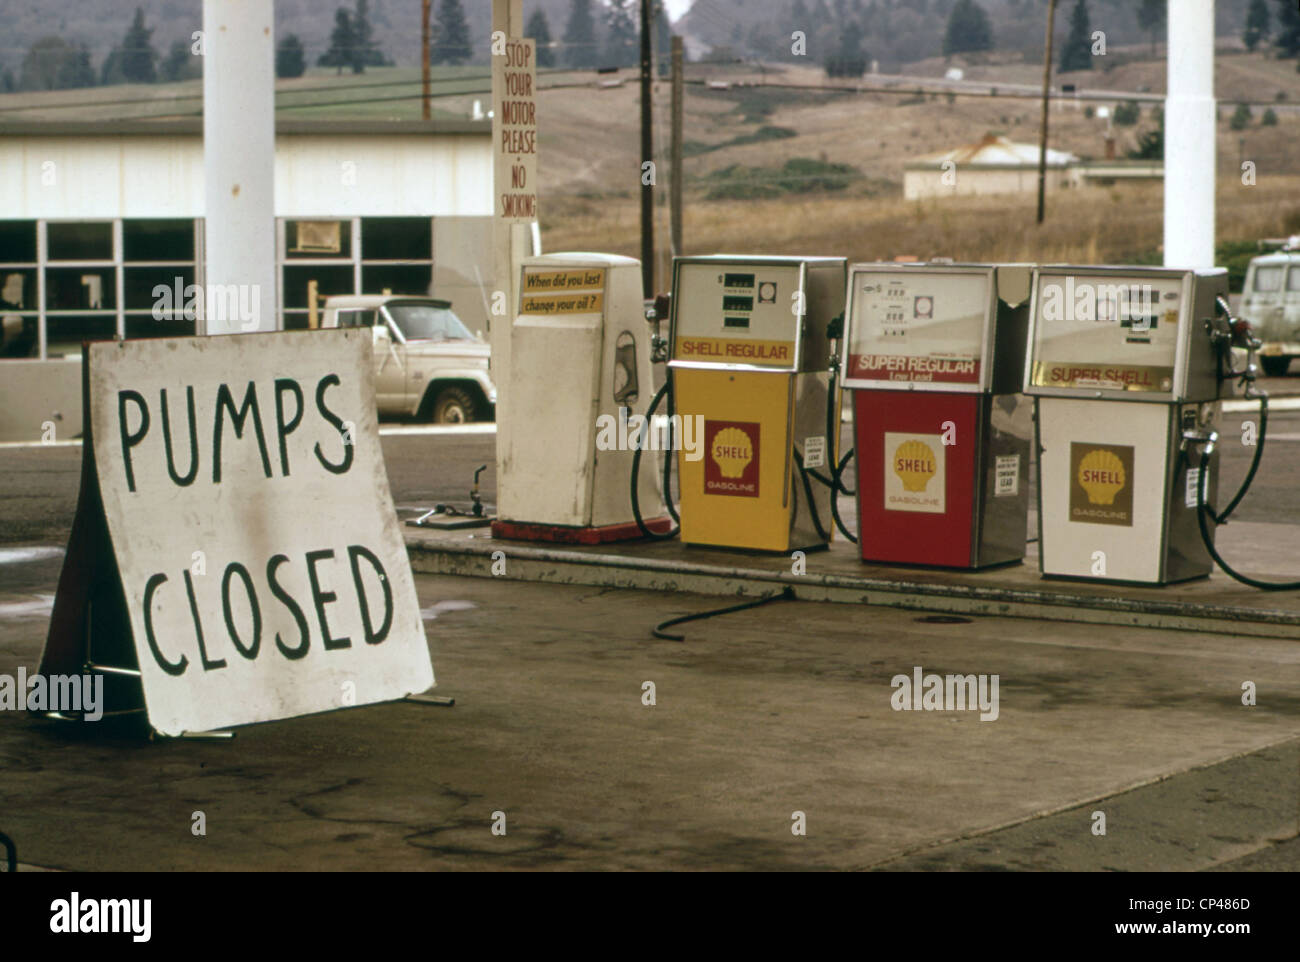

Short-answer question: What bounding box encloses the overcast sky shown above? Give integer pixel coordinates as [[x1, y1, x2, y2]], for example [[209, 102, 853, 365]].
[[663, 0, 693, 22]]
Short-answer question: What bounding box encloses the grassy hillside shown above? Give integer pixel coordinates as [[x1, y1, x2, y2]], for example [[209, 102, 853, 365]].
[[3, 27, 1296, 288]]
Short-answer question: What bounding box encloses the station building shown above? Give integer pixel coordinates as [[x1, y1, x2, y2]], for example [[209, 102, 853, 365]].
[[0, 116, 500, 439]]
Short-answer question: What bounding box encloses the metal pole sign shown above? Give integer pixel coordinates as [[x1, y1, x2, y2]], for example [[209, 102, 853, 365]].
[[40, 329, 434, 735], [492, 36, 537, 223]]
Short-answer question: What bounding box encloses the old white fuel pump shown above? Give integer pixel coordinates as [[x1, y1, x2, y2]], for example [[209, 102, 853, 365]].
[[1024, 265, 1231, 585], [493, 252, 671, 543]]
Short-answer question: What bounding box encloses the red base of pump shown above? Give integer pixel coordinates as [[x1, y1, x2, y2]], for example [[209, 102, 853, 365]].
[[852, 388, 1029, 569], [853, 390, 980, 568], [490, 517, 674, 544]]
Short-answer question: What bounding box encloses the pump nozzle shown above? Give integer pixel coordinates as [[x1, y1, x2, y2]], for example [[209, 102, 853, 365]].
[[647, 292, 671, 364], [1207, 296, 1262, 395], [1181, 427, 1218, 458]]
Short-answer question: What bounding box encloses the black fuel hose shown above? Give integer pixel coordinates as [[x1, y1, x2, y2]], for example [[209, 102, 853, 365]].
[[631, 379, 680, 541], [1194, 439, 1300, 591], [1211, 394, 1267, 525], [828, 449, 858, 544], [792, 448, 832, 545], [663, 372, 681, 524], [797, 364, 859, 542], [1191, 392, 1298, 590], [653, 586, 797, 641]]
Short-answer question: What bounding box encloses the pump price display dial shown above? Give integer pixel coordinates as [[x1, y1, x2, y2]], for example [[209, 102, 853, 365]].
[[844, 268, 990, 387], [671, 262, 802, 371], [1028, 271, 1183, 394]]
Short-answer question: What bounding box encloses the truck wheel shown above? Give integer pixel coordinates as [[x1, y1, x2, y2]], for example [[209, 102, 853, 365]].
[[427, 386, 478, 424], [1262, 356, 1291, 377]]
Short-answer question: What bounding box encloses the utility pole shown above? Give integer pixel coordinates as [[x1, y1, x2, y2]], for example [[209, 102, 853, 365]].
[[1036, 0, 1058, 225], [422, 0, 432, 121], [640, 0, 655, 297], [671, 34, 683, 258]]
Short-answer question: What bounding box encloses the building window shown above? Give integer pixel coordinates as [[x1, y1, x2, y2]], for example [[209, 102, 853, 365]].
[[123, 219, 196, 262], [47, 222, 112, 262], [0, 221, 37, 262], [0, 220, 37, 358], [122, 219, 199, 341], [0, 218, 200, 360], [279, 216, 433, 331], [286, 219, 351, 259], [361, 217, 432, 260]]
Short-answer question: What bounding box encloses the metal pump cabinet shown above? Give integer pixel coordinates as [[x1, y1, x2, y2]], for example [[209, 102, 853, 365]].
[[669, 255, 846, 552], [493, 252, 670, 543], [841, 262, 1033, 568], [1024, 265, 1229, 585]]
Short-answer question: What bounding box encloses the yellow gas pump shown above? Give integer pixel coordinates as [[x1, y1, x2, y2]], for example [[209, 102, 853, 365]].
[[668, 255, 846, 552]]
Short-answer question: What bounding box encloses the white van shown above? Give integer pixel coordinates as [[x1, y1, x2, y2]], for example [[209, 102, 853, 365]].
[[1240, 246, 1300, 376]]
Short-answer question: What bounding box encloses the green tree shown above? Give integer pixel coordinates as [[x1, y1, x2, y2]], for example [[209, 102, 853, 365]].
[[319, 9, 355, 74], [432, 0, 472, 66], [825, 20, 868, 77], [526, 8, 555, 68], [1276, 0, 1300, 57], [1262, 107, 1278, 125], [1136, 0, 1164, 56], [655, 0, 673, 76], [604, 0, 638, 68], [21, 37, 97, 91], [20, 36, 77, 90], [276, 34, 307, 78], [942, 0, 993, 57], [1229, 102, 1253, 130], [564, 0, 598, 69], [1244, 0, 1271, 52], [119, 7, 158, 83], [351, 0, 387, 72], [60, 46, 96, 88], [100, 49, 123, 85], [1127, 107, 1163, 160], [1113, 99, 1140, 125], [158, 40, 200, 82], [1059, 0, 1093, 72]]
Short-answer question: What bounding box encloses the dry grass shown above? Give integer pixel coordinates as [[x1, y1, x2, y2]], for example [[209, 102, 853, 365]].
[[542, 177, 1300, 275]]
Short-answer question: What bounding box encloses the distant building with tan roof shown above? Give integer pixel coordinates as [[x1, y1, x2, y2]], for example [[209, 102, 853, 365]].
[[903, 134, 1079, 200]]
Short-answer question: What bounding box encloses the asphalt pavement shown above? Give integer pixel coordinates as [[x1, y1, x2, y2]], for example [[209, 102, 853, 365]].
[[1, 553, 1297, 871], [2, 388, 1299, 870]]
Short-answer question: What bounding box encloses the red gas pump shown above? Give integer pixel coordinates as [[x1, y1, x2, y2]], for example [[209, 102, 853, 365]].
[[841, 263, 1032, 568]]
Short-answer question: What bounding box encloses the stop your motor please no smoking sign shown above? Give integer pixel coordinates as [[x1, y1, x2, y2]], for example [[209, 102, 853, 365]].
[[40, 329, 434, 735]]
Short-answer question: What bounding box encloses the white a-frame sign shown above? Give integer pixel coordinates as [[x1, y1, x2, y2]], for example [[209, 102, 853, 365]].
[[41, 329, 434, 735]]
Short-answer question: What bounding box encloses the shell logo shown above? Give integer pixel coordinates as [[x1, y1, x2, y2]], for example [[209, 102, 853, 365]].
[[1078, 449, 1126, 505], [711, 426, 754, 479], [893, 439, 937, 492]]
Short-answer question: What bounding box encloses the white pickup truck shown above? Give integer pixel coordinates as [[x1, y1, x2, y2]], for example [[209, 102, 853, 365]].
[[320, 295, 496, 422]]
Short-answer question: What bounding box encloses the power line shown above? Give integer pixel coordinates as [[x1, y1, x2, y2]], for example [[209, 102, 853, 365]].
[[3, 70, 1296, 121], [0, 66, 584, 114]]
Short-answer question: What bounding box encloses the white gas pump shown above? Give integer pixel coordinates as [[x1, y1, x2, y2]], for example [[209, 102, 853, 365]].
[[1025, 266, 1230, 585], [492, 252, 671, 543]]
